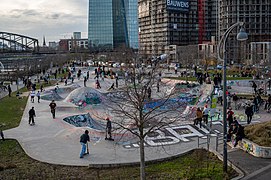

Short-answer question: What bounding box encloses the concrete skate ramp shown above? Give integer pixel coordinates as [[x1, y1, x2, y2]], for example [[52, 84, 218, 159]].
[[41, 85, 80, 101], [65, 87, 105, 106], [63, 113, 105, 131]]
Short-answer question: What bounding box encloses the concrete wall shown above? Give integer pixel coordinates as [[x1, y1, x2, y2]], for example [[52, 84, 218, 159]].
[[239, 138, 271, 158]]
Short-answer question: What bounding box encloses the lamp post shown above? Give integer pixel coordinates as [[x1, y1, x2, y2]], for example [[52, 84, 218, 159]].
[[217, 22, 248, 172]]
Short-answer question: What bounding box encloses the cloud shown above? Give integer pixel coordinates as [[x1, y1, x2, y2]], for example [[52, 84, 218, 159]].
[[46, 13, 61, 19], [0, 0, 89, 42], [9, 9, 41, 18]]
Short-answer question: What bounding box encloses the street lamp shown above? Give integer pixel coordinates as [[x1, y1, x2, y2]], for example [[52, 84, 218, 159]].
[[217, 22, 248, 172]]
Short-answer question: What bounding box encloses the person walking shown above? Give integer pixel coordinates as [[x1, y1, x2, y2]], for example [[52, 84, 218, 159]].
[[28, 107, 36, 125], [79, 130, 90, 158], [108, 83, 115, 91], [36, 91, 41, 103], [49, 100, 57, 119], [7, 85, 12, 97]]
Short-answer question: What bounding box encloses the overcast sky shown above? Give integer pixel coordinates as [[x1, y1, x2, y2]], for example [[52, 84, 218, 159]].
[[0, 0, 88, 44]]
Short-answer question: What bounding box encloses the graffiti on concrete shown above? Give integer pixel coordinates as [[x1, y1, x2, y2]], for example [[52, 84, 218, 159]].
[[240, 139, 271, 158], [63, 113, 105, 131], [124, 124, 219, 148]]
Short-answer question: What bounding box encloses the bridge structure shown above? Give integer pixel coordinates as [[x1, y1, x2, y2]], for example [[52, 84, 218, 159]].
[[0, 32, 39, 53]]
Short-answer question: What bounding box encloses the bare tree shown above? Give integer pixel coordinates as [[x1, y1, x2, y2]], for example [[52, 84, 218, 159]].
[[178, 45, 198, 81], [105, 61, 186, 180]]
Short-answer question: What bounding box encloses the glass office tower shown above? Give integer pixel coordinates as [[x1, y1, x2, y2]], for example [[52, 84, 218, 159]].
[[88, 0, 138, 51]]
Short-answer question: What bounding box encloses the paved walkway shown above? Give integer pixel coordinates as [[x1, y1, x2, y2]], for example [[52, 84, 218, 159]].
[[2, 68, 271, 179]]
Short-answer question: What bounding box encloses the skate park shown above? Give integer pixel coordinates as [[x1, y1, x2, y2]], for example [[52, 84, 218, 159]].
[[3, 66, 223, 166], [3, 66, 269, 167]]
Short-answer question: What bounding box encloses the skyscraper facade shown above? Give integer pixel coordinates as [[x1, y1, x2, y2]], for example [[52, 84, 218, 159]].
[[219, 0, 271, 64], [138, 0, 218, 59], [88, 0, 139, 51]]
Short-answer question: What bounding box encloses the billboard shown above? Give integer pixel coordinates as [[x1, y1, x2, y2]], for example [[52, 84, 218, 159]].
[[166, 0, 189, 12]]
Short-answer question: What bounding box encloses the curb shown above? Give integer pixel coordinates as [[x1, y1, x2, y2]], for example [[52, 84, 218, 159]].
[[208, 149, 245, 180], [88, 149, 192, 168], [241, 163, 271, 180]]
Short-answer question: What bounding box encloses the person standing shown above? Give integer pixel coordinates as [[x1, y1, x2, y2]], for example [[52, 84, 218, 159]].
[[245, 103, 253, 124], [252, 81, 257, 94], [202, 105, 209, 124], [252, 95, 259, 113], [227, 107, 234, 126], [217, 88, 223, 105], [7, 85, 12, 97], [105, 117, 113, 140], [49, 100, 57, 118], [96, 79, 101, 89], [194, 107, 203, 128], [80, 130, 90, 158], [84, 77, 87, 87], [36, 91, 41, 103], [71, 76, 74, 83], [28, 107, 36, 125], [232, 93, 239, 110], [115, 73, 119, 88], [148, 87, 152, 99], [30, 90, 35, 103]]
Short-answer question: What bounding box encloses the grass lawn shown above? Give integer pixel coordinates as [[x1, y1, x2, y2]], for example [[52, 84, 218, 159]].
[[0, 81, 57, 131], [165, 76, 197, 81], [0, 141, 237, 179], [0, 94, 28, 131], [245, 121, 271, 147]]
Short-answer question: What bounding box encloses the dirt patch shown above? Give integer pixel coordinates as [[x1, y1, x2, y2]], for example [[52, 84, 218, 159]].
[[245, 121, 271, 147]]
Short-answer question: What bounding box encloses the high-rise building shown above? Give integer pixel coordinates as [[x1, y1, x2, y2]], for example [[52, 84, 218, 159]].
[[73, 32, 82, 39], [88, 0, 139, 51], [220, 0, 271, 64], [138, 0, 218, 60]]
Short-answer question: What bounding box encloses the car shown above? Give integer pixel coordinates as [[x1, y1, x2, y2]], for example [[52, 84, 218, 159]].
[[113, 63, 120, 68], [217, 65, 223, 69], [121, 63, 126, 67], [87, 60, 94, 66]]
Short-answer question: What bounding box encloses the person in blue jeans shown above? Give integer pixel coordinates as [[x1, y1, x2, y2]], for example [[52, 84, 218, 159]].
[[80, 130, 90, 158]]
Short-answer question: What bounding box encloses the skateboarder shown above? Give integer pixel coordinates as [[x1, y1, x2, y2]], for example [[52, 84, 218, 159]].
[[28, 107, 36, 125], [80, 130, 90, 158], [105, 117, 113, 140], [49, 100, 57, 118]]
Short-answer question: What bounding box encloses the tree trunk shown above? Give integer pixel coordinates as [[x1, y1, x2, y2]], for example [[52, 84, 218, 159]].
[[139, 130, 146, 180]]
